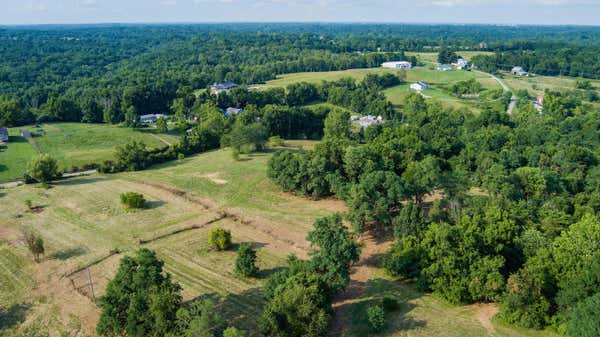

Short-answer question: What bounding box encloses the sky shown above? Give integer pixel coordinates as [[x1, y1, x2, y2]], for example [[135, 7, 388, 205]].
[[1, 0, 600, 26]]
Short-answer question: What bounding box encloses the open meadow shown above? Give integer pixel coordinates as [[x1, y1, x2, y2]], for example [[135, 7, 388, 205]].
[[0, 123, 180, 182], [0, 145, 558, 337], [261, 67, 501, 114]]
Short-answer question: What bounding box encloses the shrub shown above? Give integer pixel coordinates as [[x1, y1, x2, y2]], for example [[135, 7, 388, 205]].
[[177, 153, 185, 160], [208, 228, 232, 251], [25, 154, 60, 184], [22, 230, 44, 262], [24, 199, 33, 210], [367, 305, 386, 332], [267, 136, 285, 147], [120, 192, 146, 209], [223, 327, 246, 337], [235, 243, 258, 277], [381, 297, 399, 312]]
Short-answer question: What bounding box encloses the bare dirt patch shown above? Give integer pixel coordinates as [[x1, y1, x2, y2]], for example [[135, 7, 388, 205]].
[[470, 303, 499, 335], [199, 172, 228, 185], [329, 231, 393, 336]]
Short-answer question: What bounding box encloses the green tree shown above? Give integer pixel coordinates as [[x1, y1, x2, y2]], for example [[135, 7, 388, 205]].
[[367, 305, 386, 332], [223, 327, 246, 337], [235, 243, 258, 277], [393, 201, 426, 239], [259, 272, 331, 337], [120, 192, 146, 209], [347, 170, 404, 231], [22, 230, 45, 262], [567, 293, 600, 337], [97, 249, 182, 337], [156, 117, 168, 133], [25, 154, 60, 184], [175, 299, 225, 337], [208, 228, 232, 251], [307, 214, 361, 290], [114, 140, 149, 171]]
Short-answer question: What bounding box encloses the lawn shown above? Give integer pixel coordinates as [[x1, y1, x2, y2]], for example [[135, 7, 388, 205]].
[[1, 123, 180, 180], [347, 270, 559, 337], [0, 146, 342, 336], [0, 129, 38, 182], [260, 67, 489, 89], [0, 146, 559, 337], [500, 71, 600, 96], [406, 51, 496, 64]]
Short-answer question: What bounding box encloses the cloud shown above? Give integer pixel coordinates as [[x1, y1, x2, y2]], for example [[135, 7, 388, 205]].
[[160, 0, 177, 6]]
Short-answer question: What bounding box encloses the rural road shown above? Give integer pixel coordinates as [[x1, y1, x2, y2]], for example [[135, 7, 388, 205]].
[[481, 71, 516, 114], [0, 169, 97, 189]]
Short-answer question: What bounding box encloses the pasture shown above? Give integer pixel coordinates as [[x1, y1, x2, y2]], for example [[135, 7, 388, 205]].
[[406, 51, 495, 64], [0, 123, 180, 181], [0, 146, 557, 337], [500, 72, 600, 96]]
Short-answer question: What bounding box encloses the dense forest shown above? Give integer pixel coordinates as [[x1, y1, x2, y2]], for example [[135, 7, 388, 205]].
[[1, 24, 600, 127], [267, 83, 600, 336]]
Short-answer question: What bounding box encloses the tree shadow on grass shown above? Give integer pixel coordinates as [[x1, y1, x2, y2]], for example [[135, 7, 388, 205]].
[[55, 177, 107, 186], [184, 287, 265, 335], [341, 278, 427, 336], [0, 303, 31, 330], [145, 200, 166, 209], [49, 246, 89, 260]]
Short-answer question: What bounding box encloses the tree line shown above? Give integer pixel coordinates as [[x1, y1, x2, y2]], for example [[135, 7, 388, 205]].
[[268, 88, 600, 335]]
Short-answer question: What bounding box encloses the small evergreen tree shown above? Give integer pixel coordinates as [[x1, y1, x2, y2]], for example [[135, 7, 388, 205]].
[[208, 228, 232, 251], [120, 192, 146, 209], [235, 243, 258, 277], [367, 305, 386, 332], [25, 154, 60, 184]]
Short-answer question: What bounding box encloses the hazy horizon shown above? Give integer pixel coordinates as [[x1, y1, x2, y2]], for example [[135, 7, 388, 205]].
[[2, 0, 600, 26]]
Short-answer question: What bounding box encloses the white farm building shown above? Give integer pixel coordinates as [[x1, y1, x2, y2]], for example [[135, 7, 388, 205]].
[[381, 61, 412, 69]]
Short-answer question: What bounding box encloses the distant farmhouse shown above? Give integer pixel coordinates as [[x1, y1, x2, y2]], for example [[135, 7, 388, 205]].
[[210, 82, 238, 95], [357, 115, 383, 128], [140, 114, 167, 123], [20, 130, 32, 138], [0, 127, 8, 143], [436, 64, 453, 71], [410, 82, 429, 92], [225, 107, 243, 116], [511, 66, 528, 76], [453, 58, 469, 70], [381, 61, 412, 70]]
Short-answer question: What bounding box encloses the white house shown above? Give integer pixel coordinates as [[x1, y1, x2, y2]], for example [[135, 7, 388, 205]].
[[381, 61, 412, 70], [357, 115, 384, 128], [410, 82, 429, 92], [140, 114, 167, 123], [436, 64, 453, 71], [511, 67, 528, 76], [453, 58, 469, 70]]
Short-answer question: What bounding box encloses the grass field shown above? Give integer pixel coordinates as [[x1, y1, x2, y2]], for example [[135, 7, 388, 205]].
[[0, 129, 38, 182], [260, 67, 500, 114], [500, 71, 600, 96], [0, 146, 558, 337], [0, 123, 180, 181], [406, 51, 496, 64]]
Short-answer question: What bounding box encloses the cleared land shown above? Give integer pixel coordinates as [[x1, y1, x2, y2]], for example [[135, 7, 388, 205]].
[[406, 51, 495, 64], [0, 146, 556, 337], [0, 129, 38, 182], [0, 123, 180, 181], [261, 67, 500, 114], [499, 71, 600, 96]]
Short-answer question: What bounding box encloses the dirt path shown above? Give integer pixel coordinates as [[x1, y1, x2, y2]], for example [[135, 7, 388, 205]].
[[149, 133, 172, 146], [470, 303, 499, 335], [476, 70, 516, 115], [24, 135, 42, 154], [329, 231, 392, 336]]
